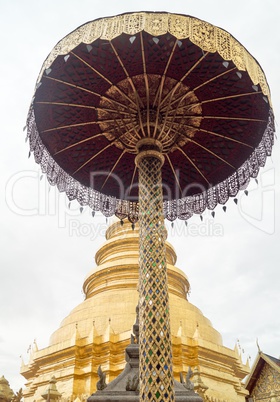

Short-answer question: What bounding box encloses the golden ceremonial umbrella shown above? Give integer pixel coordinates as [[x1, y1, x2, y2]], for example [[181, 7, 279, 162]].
[[27, 12, 274, 402]]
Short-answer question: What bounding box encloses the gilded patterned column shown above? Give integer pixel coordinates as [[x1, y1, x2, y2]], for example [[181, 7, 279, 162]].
[[135, 139, 175, 402]]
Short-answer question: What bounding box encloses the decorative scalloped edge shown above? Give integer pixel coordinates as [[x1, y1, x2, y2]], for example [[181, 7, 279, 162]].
[[27, 12, 275, 222], [27, 107, 275, 222], [34, 12, 272, 106]]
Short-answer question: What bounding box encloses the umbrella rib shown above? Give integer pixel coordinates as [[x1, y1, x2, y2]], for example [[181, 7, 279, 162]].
[[140, 32, 150, 136], [165, 154, 183, 195], [158, 90, 191, 143], [36, 101, 97, 110], [101, 149, 127, 190], [113, 115, 142, 147], [175, 146, 210, 185], [160, 91, 192, 114], [41, 121, 100, 133], [167, 124, 236, 169], [161, 116, 254, 156], [106, 126, 141, 152], [152, 76, 165, 110], [70, 51, 113, 84], [159, 52, 209, 108], [109, 41, 146, 138], [44, 76, 137, 114], [182, 124, 254, 148], [158, 42, 221, 111], [160, 70, 240, 135], [161, 67, 237, 113], [201, 91, 263, 104], [153, 39, 178, 109], [161, 74, 256, 132], [185, 137, 236, 169], [70, 51, 138, 108], [36, 101, 132, 116], [158, 126, 174, 147], [72, 142, 115, 175], [108, 121, 141, 140], [54, 133, 105, 155], [202, 115, 266, 122], [41, 119, 131, 133], [44, 75, 99, 95], [169, 114, 266, 123], [55, 120, 140, 156], [109, 41, 144, 108], [159, 89, 191, 143], [152, 39, 179, 138], [159, 52, 209, 137], [159, 93, 178, 142], [128, 164, 138, 197], [173, 91, 263, 112], [193, 67, 237, 92]]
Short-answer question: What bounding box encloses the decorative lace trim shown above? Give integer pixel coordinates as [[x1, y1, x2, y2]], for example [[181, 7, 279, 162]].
[[27, 108, 274, 222], [33, 12, 272, 106]]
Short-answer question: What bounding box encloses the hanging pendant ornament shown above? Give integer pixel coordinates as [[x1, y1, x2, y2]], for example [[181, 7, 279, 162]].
[[26, 11, 275, 402]]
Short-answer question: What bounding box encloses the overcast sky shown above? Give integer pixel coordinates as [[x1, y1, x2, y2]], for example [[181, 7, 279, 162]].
[[1, 0, 279, 393]]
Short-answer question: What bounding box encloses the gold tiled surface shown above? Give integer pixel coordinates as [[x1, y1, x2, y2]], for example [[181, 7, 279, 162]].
[[21, 220, 249, 402]]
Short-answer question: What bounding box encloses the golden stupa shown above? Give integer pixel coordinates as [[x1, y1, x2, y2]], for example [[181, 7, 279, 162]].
[[21, 220, 249, 402]]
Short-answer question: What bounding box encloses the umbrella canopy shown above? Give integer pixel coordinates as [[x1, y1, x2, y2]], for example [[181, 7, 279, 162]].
[[27, 11, 274, 221]]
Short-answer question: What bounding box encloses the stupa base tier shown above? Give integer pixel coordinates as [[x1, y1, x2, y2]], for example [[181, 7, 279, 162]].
[[88, 315, 202, 402], [89, 389, 202, 402]]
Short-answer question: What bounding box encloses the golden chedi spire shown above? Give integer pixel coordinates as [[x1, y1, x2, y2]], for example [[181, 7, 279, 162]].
[[50, 219, 221, 346], [21, 220, 249, 402], [0, 376, 14, 402]]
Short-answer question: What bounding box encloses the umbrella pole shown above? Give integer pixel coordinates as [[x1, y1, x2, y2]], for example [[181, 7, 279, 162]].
[[135, 139, 175, 402]]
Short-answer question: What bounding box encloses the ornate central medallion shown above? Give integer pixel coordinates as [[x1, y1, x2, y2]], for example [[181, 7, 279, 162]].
[[98, 74, 202, 153]]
